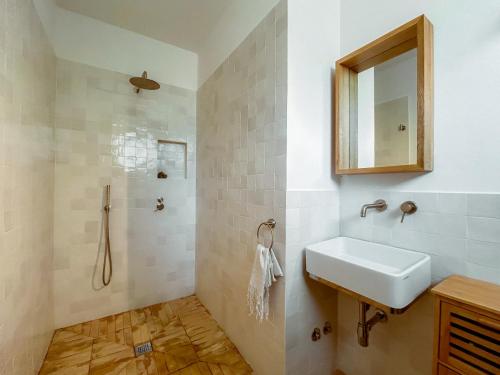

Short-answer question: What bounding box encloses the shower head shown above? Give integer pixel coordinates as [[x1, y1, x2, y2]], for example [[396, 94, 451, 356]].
[[129, 71, 160, 94]]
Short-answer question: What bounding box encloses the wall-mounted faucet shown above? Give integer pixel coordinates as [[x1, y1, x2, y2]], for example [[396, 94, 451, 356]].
[[360, 199, 388, 217]]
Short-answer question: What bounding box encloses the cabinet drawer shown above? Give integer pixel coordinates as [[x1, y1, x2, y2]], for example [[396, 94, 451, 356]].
[[438, 364, 461, 375], [439, 302, 500, 375]]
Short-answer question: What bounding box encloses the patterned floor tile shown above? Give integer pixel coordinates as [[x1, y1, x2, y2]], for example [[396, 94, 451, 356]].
[[40, 351, 91, 375], [89, 348, 137, 375], [92, 337, 135, 360], [163, 344, 198, 372], [197, 340, 251, 374], [152, 321, 191, 353], [171, 362, 212, 375], [41, 296, 253, 374], [46, 333, 93, 362]]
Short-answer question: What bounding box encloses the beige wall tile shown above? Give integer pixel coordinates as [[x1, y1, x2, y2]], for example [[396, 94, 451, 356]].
[[0, 0, 56, 373], [196, 2, 287, 374]]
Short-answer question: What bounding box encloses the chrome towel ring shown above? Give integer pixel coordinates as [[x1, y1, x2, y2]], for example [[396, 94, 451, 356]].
[[257, 218, 276, 249]]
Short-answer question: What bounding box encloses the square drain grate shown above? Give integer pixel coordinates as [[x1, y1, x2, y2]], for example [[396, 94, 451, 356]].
[[134, 342, 153, 357]]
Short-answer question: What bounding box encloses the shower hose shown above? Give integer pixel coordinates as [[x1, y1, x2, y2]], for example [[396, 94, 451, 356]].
[[102, 185, 112, 286]]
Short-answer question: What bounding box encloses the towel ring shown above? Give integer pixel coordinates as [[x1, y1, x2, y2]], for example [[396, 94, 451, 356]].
[[257, 219, 276, 249]]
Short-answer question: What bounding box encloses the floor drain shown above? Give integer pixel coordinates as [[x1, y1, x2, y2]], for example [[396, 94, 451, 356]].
[[134, 342, 153, 357]]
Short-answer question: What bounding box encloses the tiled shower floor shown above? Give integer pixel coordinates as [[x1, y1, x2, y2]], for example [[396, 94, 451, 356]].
[[40, 296, 252, 374]]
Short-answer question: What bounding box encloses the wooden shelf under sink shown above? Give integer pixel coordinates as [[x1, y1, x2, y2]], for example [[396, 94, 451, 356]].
[[309, 273, 428, 315]]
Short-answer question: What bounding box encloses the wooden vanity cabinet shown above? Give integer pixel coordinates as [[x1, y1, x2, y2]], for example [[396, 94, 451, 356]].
[[431, 275, 500, 375], [437, 364, 461, 374]]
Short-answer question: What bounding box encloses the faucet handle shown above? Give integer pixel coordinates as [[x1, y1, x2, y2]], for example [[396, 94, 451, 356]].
[[400, 201, 417, 223], [155, 197, 165, 212]]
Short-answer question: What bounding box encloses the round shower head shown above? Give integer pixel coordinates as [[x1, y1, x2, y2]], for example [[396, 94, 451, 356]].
[[129, 71, 160, 93]]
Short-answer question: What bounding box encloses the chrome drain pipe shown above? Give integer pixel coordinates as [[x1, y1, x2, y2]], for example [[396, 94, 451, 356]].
[[357, 301, 387, 347]]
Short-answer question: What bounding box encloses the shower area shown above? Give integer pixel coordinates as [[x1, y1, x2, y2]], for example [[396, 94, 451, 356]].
[[52, 60, 197, 327]]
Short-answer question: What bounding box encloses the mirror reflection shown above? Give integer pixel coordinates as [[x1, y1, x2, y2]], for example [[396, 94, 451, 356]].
[[350, 49, 417, 168]]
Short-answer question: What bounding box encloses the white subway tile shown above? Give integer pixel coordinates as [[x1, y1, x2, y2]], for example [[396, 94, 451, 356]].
[[409, 212, 441, 234], [437, 214, 467, 237], [467, 216, 500, 243], [465, 262, 500, 285], [467, 193, 500, 219], [436, 236, 467, 258], [466, 239, 500, 268], [412, 192, 438, 213], [438, 193, 467, 215]]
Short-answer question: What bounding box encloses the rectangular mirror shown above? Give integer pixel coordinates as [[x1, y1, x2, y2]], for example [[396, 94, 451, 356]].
[[335, 15, 433, 175]]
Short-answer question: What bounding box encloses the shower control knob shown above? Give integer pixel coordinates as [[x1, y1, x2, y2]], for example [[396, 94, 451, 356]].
[[311, 327, 321, 341], [400, 201, 417, 223], [155, 197, 165, 212]]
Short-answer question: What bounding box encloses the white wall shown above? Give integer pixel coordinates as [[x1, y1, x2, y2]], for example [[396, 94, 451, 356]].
[[197, 0, 280, 86], [340, 0, 500, 192], [285, 1, 342, 374], [374, 50, 417, 164], [357, 68, 375, 167], [287, 0, 341, 191], [336, 2, 500, 374], [34, 0, 198, 90], [34, 0, 283, 102]]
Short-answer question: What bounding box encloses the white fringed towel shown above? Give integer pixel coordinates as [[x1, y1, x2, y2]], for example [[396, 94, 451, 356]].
[[269, 248, 284, 280], [247, 244, 283, 321]]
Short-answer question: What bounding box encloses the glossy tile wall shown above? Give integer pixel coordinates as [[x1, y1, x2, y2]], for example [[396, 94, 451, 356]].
[[53, 59, 196, 328], [196, 1, 287, 374], [285, 191, 339, 375], [0, 0, 56, 373], [337, 189, 500, 375]]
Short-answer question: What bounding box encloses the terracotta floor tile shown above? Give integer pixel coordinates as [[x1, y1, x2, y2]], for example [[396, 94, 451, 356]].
[[51, 329, 82, 344], [89, 348, 136, 375], [145, 316, 166, 339], [64, 323, 83, 335], [41, 296, 252, 374], [163, 344, 199, 372], [208, 361, 253, 375], [115, 327, 134, 347], [197, 340, 251, 374], [132, 323, 151, 346], [40, 351, 91, 375], [115, 313, 124, 331], [152, 321, 191, 353], [131, 308, 147, 327], [92, 336, 135, 360], [206, 363, 224, 375], [171, 362, 212, 375], [135, 352, 165, 374], [46, 334, 93, 361]]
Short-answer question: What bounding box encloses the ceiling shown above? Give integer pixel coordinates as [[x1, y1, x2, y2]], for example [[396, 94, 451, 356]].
[[54, 0, 234, 52]]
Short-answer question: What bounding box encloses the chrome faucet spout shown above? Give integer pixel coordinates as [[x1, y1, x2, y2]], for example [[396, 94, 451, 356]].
[[360, 199, 388, 217]]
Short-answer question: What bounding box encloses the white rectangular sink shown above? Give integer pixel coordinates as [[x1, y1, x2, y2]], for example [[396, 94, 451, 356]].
[[306, 237, 431, 309]]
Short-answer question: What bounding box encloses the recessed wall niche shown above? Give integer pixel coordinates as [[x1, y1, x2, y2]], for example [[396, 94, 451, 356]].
[[157, 139, 188, 179]]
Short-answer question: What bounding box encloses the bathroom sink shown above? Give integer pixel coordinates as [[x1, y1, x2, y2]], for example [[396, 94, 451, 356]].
[[306, 237, 431, 309]]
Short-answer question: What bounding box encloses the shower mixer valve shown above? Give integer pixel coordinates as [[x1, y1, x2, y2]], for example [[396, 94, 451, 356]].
[[155, 197, 165, 212]]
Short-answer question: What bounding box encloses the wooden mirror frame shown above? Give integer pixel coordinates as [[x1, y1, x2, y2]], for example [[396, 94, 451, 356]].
[[334, 15, 434, 175]]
